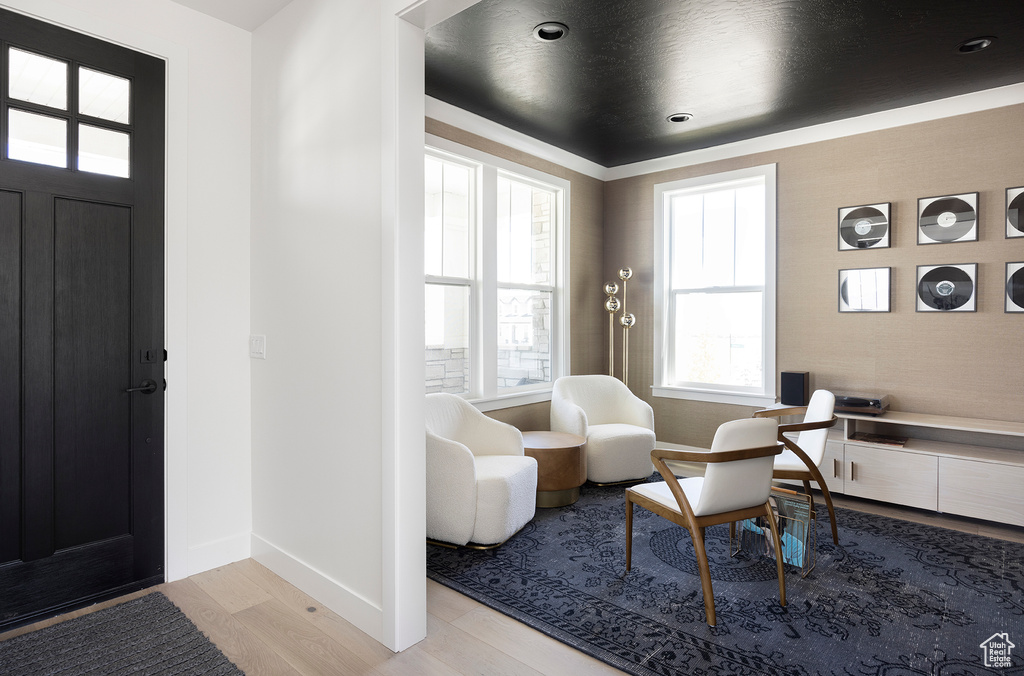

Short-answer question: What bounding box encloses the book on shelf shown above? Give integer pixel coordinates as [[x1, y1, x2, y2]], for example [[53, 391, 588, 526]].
[[850, 432, 908, 447]]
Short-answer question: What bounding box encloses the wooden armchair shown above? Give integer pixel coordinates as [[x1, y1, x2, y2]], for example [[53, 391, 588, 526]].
[[753, 390, 839, 544], [625, 417, 786, 627]]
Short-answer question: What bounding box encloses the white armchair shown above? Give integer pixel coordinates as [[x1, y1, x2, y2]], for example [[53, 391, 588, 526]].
[[425, 393, 537, 547], [550, 375, 655, 483]]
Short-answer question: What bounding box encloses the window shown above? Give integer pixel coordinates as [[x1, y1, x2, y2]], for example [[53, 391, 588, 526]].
[[425, 136, 568, 408], [5, 46, 132, 177], [653, 164, 776, 406]]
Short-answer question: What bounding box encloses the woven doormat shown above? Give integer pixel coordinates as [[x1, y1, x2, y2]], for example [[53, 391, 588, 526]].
[[0, 592, 241, 675]]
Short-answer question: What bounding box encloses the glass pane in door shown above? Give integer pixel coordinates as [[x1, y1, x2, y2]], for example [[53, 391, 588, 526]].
[[8, 109, 67, 167], [9, 47, 67, 110], [78, 124, 130, 177], [79, 67, 130, 123]]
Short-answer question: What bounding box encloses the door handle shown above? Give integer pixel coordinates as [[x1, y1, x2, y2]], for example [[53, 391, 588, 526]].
[[124, 379, 158, 394]]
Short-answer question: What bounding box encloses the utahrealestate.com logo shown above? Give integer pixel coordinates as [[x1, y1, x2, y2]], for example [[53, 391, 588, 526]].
[[980, 632, 1015, 669]]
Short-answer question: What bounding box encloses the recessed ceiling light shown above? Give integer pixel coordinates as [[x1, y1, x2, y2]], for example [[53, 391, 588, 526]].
[[957, 36, 995, 53], [667, 113, 693, 123], [533, 22, 569, 42]]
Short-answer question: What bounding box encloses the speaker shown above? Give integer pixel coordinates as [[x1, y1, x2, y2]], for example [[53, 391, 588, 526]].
[[781, 371, 809, 406]]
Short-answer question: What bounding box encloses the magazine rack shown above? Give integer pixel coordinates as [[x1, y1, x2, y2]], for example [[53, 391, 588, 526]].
[[731, 487, 816, 577]]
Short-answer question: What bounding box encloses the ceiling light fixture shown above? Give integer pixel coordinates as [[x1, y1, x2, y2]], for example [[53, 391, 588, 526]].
[[533, 22, 569, 42], [957, 36, 995, 54], [667, 113, 693, 123]]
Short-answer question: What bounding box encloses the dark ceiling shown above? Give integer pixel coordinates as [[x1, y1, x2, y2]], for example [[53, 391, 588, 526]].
[[425, 0, 1024, 167]]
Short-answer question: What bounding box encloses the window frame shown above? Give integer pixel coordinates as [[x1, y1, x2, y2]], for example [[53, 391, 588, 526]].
[[426, 134, 570, 411], [652, 163, 777, 406]]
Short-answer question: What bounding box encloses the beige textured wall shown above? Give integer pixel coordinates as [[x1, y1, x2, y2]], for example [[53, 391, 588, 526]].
[[426, 118, 605, 430], [605, 104, 1024, 447]]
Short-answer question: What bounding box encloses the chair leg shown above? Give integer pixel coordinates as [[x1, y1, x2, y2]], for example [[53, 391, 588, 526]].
[[625, 494, 633, 571], [690, 528, 717, 626], [801, 479, 819, 534], [763, 502, 787, 609], [804, 466, 839, 545]]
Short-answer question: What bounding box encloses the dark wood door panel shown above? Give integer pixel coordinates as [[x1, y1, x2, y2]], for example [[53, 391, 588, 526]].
[[0, 189, 21, 566], [0, 535, 135, 624], [0, 162, 133, 203], [53, 199, 133, 550]]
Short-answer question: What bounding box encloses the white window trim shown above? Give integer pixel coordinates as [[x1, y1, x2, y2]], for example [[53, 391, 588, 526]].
[[426, 134, 571, 410], [652, 163, 777, 407]]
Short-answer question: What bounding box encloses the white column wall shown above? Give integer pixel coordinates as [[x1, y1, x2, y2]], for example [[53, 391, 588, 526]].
[[249, 0, 387, 637], [0, 0, 254, 580]]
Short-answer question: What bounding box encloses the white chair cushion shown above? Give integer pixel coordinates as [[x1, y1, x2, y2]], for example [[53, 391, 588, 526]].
[[772, 446, 807, 473], [586, 423, 655, 483], [786, 389, 835, 468], [551, 375, 655, 429], [629, 477, 703, 515], [698, 417, 777, 515], [472, 455, 537, 545]]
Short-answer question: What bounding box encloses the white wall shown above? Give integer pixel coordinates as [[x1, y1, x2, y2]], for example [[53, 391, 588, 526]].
[[1, 0, 254, 579], [250, 0, 387, 637]]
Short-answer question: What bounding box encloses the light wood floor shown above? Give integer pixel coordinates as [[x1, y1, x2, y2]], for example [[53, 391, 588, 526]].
[[3, 495, 1022, 675]]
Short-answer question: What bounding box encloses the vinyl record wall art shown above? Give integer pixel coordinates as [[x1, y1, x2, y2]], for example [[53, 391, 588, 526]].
[[839, 267, 890, 312], [1007, 262, 1024, 313], [838, 203, 890, 250], [1007, 187, 1024, 239], [916, 263, 977, 312], [918, 193, 978, 244]]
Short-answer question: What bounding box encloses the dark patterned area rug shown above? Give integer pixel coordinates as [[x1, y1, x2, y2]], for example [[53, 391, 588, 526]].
[[0, 592, 242, 675], [427, 481, 1024, 675]]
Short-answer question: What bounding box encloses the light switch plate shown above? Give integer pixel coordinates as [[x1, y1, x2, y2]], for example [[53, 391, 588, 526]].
[[249, 334, 266, 359]]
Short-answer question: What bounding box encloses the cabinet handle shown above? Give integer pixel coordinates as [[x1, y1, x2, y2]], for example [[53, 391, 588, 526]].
[[850, 462, 855, 482], [833, 458, 839, 478]]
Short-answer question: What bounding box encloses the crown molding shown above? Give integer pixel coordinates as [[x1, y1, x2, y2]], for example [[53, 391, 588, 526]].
[[425, 97, 607, 180], [428, 82, 1024, 183], [605, 82, 1024, 180]]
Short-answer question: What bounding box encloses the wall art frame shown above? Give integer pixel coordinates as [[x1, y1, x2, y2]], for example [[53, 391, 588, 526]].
[[916, 263, 977, 312], [838, 202, 890, 250], [1007, 187, 1024, 239], [839, 267, 890, 312], [918, 192, 978, 245], [1007, 262, 1024, 313]]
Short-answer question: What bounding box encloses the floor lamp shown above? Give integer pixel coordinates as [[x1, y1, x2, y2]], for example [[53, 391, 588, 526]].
[[603, 282, 620, 376], [618, 267, 634, 387], [602, 267, 635, 385]]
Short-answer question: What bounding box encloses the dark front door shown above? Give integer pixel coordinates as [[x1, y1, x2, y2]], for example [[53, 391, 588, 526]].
[[0, 8, 165, 629]]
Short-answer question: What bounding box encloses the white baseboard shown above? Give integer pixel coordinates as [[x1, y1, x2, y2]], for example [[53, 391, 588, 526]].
[[185, 532, 251, 578], [250, 533, 384, 644]]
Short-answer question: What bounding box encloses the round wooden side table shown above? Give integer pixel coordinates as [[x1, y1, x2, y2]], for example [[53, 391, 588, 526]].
[[522, 431, 587, 508]]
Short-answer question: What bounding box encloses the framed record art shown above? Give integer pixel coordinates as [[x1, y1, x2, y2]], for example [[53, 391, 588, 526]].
[[916, 263, 977, 312], [1007, 262, 1024, 312], [838, 203, 890, 250], [839, 267, 890, 312], [918, 192, 978, 244], [1007, 187, 1024, 239]]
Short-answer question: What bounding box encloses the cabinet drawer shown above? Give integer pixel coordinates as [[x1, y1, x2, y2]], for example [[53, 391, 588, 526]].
[[939, 458, 1024, 527], [845, 445, 937, 510], [822, 440, 845, 495]]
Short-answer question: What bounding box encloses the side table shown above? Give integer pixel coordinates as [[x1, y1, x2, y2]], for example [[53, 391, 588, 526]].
[[522, 431, 587, 508]]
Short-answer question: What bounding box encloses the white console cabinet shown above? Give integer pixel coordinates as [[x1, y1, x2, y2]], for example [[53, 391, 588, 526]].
[[820, 411, 1024, 527]]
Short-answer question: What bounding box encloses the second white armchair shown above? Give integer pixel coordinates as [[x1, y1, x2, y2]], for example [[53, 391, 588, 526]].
[[425, 393, 538, 547], [550, 375, 656, 483]]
